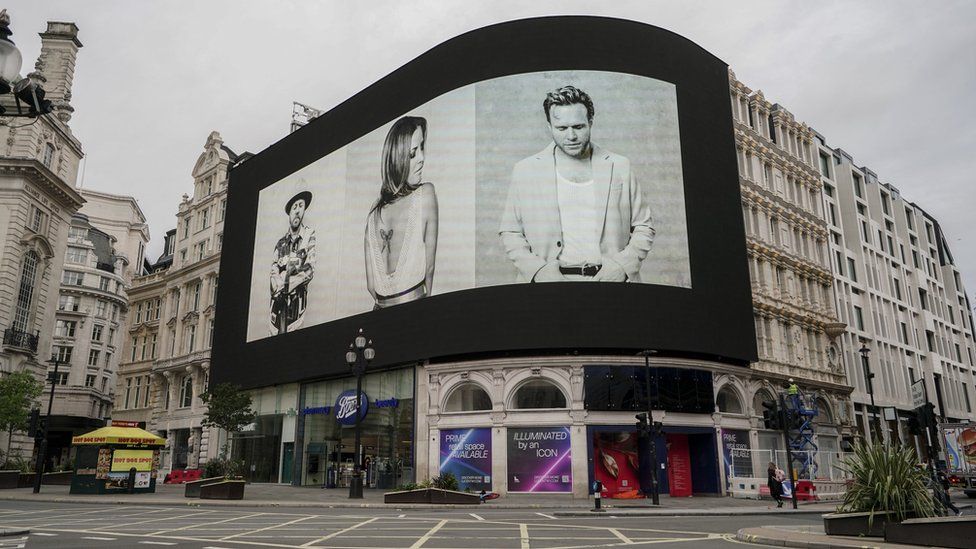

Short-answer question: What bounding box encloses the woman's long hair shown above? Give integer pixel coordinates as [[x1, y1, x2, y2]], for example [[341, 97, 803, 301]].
[[373, 116, 427, 214]]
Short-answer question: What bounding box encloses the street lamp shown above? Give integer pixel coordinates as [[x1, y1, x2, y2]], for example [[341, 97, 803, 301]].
[[33, 355, 63, 493], [0, 10, 54, 118], [858, 342, 881, 443], [344, 329, 374, 499], [637, 350, 660, 505]]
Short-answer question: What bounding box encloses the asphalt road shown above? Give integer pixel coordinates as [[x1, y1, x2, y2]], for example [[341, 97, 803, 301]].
[[0, 500, 823, 548]]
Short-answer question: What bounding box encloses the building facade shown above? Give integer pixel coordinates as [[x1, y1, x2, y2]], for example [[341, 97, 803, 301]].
[[46, 192, 148, 467], [0, 21, 85, 463], [115, 132, 236, 471], [816, 138, 976, 453]]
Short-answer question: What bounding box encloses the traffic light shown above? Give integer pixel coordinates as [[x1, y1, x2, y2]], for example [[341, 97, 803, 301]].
[[635, 412, 650, 433], [762, 400, 781, 430], [907, 415, 921, 436], [918, 402, 937, 429], [27, 409, 40, 438]]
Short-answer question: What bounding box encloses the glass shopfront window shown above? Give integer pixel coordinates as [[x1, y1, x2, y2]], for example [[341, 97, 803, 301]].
[[300, 367, 414, 489]]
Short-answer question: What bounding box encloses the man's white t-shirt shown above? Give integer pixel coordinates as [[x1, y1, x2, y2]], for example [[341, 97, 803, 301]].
[[555, 171, 602, 266]]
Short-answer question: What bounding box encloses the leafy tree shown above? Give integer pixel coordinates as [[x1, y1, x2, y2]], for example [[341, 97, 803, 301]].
[[0, 371, 44, 464], [200, 382, 256, 458]]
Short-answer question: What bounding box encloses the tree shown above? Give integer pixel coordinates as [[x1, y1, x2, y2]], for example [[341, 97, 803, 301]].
[[200, 382, 256, 458], [0, 371, 44, 464]]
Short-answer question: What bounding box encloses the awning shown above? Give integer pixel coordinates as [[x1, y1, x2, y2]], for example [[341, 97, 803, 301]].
[[71, 426, 166, 446]]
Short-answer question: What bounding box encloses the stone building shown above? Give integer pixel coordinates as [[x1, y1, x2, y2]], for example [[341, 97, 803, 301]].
[[727, 71, 854, 459], [46, 190, 148, 467], [115, 132, 238, 471], [816, 138, 976, 450], [0, 20, 84, 462]]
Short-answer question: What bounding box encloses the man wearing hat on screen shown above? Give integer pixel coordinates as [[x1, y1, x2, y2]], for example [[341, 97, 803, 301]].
[[270, 190, 316, 335]]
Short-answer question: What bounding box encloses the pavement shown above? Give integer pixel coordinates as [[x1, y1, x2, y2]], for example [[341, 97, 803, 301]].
[[2, 483, 973, 547]]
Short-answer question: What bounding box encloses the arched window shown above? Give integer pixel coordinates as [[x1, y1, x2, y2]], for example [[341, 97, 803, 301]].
[[13, 251, 40, 332], [444, 383, 492, 412], [512, 379, 567, 409], [716, 387, 743, 414], [814, 398, 834, 425]]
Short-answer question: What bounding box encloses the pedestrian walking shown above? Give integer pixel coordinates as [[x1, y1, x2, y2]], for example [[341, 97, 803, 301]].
[[767, 461, 785, 508], [936, 470, 962, 516]]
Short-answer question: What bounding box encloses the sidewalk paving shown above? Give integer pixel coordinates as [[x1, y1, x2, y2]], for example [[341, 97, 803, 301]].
[[0, 483, 841, 513], [738, 524, 925, 549]]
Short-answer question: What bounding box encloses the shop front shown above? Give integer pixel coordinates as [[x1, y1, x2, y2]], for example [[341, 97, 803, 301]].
[[296, 367, 415, 489]]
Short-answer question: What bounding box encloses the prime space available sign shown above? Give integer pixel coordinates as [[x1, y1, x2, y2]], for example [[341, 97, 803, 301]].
[[439, 428, 491, 491]]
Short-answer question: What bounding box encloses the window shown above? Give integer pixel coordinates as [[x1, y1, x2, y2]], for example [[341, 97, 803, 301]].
[[58, 295, 79, 312], [29, 205, 48, 234], [893, 278, 902, 300], [219, 199, 227, 221], [444, 383, 492, 412], [200, 207, 210, 230], [95, 300, 108, 318], [716, 387, 743, 414], [99, 277, 110, 291], [62, 271, 84, 286], [182, 217, 191, 239], [130, 337, 140, 362], [818, 152, 831, 178], [881, 192, 891, 215], [101, 377, 108, 392], [852, 173, 864, 198], [216, 233, 223, 251], [42, 143, 55, 168], [143, 376, 151, 408], [134, 376, 142, 408], [87, 349, 99, 366], [210, 278, 219, 304], [66, 246, 88, 264], [853, 306, 865, 331], [185, 324, 197, 353], [900, 322, 909, 344], [208, 318, 215, 348], [195, 240, 207, 261], [828, 203, 837, 226], [54, 345, 72, 363], [12, 251, 40, 332], [179, 249, 187, 263], [111, 304, 119, 321], [68, 226, 87, 241], [55, 320, 77, 338], [85, 374, 96, 388], [107, 327, 115, 345], [135, 302, 143, 323], [180, 375, 193, 408], [149, 333, 157, 358], [919, 288, 929, 310], [91, 324, 103, 342], [52, 372, 68, 385], [512, 380, 567, 409], [847, 258, 857, 282], [105, 352, 112, 367], [191, 282, 201, 311], [124, 378, 132, 408]]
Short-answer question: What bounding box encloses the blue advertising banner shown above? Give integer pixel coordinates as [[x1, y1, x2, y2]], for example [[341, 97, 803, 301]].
[[507, 426, 572, 492], [439, 428, 492, 491]]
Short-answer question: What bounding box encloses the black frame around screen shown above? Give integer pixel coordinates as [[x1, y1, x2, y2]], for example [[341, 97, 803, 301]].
[[212, 16, 757, 390]]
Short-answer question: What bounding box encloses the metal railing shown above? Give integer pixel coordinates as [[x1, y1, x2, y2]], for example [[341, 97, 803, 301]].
[[727, 448, 853, 482], [3, 327, 39, 353]]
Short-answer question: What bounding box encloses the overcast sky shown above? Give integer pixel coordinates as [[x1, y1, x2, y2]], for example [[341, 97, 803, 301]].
[[7, 0, 976, 301]]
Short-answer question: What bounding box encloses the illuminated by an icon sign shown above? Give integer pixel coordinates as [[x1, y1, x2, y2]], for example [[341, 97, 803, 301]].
[[334, 390, 368, 425]]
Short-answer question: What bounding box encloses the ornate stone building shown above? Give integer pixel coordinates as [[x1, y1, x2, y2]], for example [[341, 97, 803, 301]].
[[727, 70, 854, 457], [0, 20, 85, 462], [46, 191, 148, 467], [115, 132, 239, 471]]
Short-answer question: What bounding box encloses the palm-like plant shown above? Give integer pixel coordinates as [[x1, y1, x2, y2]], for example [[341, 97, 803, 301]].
[[837, 442, 936, 523]]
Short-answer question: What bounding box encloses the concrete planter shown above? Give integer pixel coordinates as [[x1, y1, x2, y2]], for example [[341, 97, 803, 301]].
[[885, 516, 976, 548], [184, 477, 225, 498], [823, 510, 908, 537], [17, 473, 33, 488], [0, 470, 19, 489], [41, 471, 73, 485], [199, 480, 245, 500], [384, 488, 481, 505]]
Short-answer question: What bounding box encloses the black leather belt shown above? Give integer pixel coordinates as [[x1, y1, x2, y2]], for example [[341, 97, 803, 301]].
[[559, 264, 602, 277]]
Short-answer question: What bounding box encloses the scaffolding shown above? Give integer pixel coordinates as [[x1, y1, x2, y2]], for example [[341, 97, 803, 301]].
[[783, 391, 819, 478]]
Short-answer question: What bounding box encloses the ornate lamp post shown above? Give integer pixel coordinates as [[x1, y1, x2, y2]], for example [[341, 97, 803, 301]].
[[344, 329, 374, 499], [33, 355, 63, 493], [858, 342, 880, 443], [0, 10, 54, 118]]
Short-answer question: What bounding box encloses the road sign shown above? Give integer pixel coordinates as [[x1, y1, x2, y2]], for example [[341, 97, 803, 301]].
[[911, 379, 926, 409]]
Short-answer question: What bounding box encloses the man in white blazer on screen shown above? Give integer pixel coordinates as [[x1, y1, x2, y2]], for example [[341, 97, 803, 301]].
[[499, 85, 655, 283]]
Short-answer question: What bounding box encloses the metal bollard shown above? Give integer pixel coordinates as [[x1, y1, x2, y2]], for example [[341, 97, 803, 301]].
[[592, 480, 605, 512], [128, 467, 137, 494]]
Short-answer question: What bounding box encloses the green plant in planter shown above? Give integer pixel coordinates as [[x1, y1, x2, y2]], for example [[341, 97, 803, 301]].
[[837, 442, 936, 524]]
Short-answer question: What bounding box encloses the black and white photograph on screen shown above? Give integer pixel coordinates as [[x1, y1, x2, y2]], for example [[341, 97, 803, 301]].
[[270, 190, 316, 334], [364, 116, 440, 309], [497, 85, 654, 283], [247, 70, 690, 342]]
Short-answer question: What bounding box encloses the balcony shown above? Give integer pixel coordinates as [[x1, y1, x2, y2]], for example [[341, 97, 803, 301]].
[[3, 327, 39, 353]]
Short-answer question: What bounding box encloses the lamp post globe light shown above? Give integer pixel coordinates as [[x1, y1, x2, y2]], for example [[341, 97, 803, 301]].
[[0, 10, 54, 117], [344, 329, 374, 499]]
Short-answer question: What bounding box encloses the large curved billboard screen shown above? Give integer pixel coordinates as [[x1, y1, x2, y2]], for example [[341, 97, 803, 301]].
[[213, 17, 757, 389]]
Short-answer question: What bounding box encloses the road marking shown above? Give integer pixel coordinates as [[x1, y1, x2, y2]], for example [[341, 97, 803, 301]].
[[300, 517, 379, 547], [114, 510, 215, 528], [218, 514, 314, 541], [409, 519, 448, 549], [469, 513, 485, 520], [535, 512, 557, 519], [151, 512, 267, 536], [138, 542, 177, 546], [520, 523, 530, 549], [81, 536, 116, 540], [31, 532, 57, 536], [608, 528, 633, 544], [398, 514, 406, 518]]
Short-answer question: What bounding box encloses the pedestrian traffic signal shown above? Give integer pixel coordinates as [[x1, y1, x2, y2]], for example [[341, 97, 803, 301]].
[[762, 400, 781, 430]]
